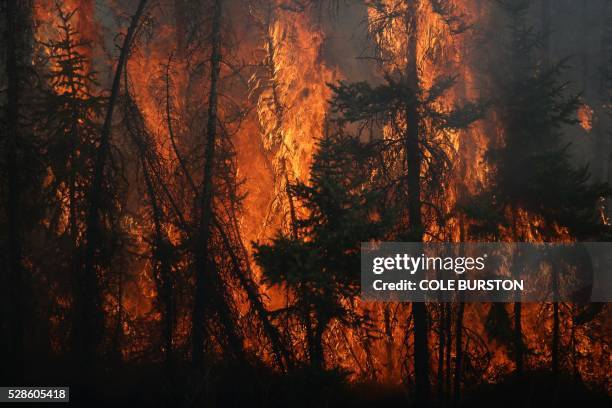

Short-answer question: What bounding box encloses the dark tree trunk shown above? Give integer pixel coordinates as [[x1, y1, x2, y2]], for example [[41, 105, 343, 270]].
[[4, 0, 26, 381], [551, 262, 560, 375], [511, 213, 523, 377], [384, 304, 395, 380], [437, 304, 446, 405], [174, 0, 188, 56], [192, 0, 223, 367], [79, 0, 148, 366], [404, 2, 430, 405], [304, 311, 317, 369], [540, 0, 551, 66], [444, 303, 452, 404], [144, 163, 174, 366], [453, 302, 464, 408], [313, 319, 326, 370], [540, 0, 560, 377]]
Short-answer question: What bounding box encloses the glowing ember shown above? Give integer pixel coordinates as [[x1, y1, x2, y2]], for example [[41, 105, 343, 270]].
[[578, 104, 594, 132]]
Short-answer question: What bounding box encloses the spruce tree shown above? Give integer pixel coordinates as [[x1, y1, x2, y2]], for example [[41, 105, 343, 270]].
[[466, 0, 611, 378], [254, 132, 394, 370], [330, 30, 482, 405], [37, 4, 105, 362]]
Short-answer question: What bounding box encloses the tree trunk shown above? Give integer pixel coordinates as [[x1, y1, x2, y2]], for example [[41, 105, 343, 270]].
[[404, 1, 430, 405], [384, 304, 395, 380], [313, 319, 326, 370], [192, 0, 223, 367], [453, 302, 464, 408], [540, 0, 550, 67], [144, 162, 174, 366], [444, 303, 452, 405], [540, 0, 561, 377], [511, 213, 524, 377], [4, 0, 26, 381], [79, 0, 148, 366], [174, 0, 188, 56], [437, 304, 446, 405], [551, 264, 560, 375]]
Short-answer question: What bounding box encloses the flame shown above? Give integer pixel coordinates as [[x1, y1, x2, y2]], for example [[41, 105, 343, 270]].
[[247, 2, 337, 242], [30, 0, 609, 386], [578, 103, 594, 132]]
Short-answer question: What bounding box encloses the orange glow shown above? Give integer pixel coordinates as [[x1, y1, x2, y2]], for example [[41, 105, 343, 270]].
[[29, 0, 609, 389], [578, 103, 594, 132]]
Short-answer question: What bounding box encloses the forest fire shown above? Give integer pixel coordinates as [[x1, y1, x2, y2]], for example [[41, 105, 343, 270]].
[[1, 0, 611, 407]]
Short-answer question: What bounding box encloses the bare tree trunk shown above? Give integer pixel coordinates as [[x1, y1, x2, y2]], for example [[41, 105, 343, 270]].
[[404, 1, 430, 405], [79, 0, 148, 366], [192, 0, 223, 367]]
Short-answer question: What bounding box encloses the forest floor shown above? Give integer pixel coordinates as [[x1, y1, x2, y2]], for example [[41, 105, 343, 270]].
[[9, 357, 611, 407]]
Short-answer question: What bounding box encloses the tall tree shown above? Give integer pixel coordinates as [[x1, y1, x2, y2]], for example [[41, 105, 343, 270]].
[[38, 5, 104, 360], [254, 133, 392, 370], [191, 0, 224, 368], [467, 0, 610, 376], [121, 78, 176, 366], [79, 0, 148, 366], [331, 1, 481, 399]]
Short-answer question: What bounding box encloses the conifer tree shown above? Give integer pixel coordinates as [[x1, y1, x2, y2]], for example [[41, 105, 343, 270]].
[[330, 6, 482, 398], [467, 0, 610, 377], [254, 132, 394, 370], [37, 4, 105, 363]]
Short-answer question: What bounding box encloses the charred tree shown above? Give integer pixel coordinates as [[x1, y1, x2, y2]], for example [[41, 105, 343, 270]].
[[38, 4, 104, 362], [79, 0, 148, 366], [192, 0, 228, 367], [402, 3, 430, 404], [121, 78, 175, 366], [254, 134, 391, 371], [468, 0, 610, 378], [330, 1, 482, 400]]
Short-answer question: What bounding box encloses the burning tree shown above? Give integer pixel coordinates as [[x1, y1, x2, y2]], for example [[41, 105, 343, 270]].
[[0, 0, 610, 406], [464, 0, 611, 381], [329, 0, 483, 402], [254, 132, 394, 370], [37, 4, 106, 363]]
